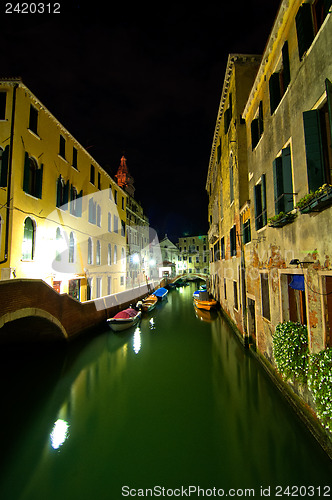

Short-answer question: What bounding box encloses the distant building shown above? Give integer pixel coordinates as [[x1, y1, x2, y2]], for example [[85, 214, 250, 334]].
[[177, 235, 209, 276], [114, 156, 150, 287], [0, 79, 127, 300], [158, 235, 179, 277]]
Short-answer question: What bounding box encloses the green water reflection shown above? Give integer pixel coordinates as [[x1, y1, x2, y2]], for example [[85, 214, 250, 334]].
[[0, 284, 331, 499]]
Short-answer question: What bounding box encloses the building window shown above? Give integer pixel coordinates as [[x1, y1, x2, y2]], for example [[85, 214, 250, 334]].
[[122, 196, 125, 210], [69, 232, 75, 263], [70, 185, 83, 217], [233, 281, 239, 310], [108, 212, 112, 232], [121, 219, 125, 237], [72, 147, 78, 169], [269, 41, 291, 114], [90, 164, 95, 185], [88, 198, 96, 224], [108, 244, 112, 265], [28, 105, 38, 135], [229, 153, 234, 203], [23, 154, 43, 199], [242, 218, 251, 244], [88, 237, 93, 264], [55, 227, 63, 262], [230, 225, 237, 257], [295, 0, 331, 61], [0, 93, 7, 120], [273, 145, 294, 214], [59, 135, 66, 159], [260, 273, 271, 321], [113, 215, 118, 233], [114, 245, 117, 264], [107, 276, 112, 295], [224, 278, 227, 300], [0, 146, 9, 187], [251, 101, 264, 149], [303, 81, 332, 192], [114, 189, 118, 205], [96, 240, 101, 265], [287, 274, 307, 325], [254, 174, 267, 230], [97, 204, 101, 227], [96, 277, 102, 298], [22, 217, 35, 260], [56, 176, 69, 209], [220, 237, 225, 260], [224, 93, 232, 134], [98, 171, 101, 190]]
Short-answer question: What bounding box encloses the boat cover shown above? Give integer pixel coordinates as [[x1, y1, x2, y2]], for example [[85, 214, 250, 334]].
[[199, 291, 210, 301], [153, 287, 167, 297], [113, 308, 138, 319]]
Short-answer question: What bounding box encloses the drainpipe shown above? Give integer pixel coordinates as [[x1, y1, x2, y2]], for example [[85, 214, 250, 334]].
[[0, 82, 18, 265]]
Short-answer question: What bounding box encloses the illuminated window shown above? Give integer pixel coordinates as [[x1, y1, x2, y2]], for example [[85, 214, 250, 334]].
[[22, 217, 35, 260], [55, 227, 62, 261], [88, 238, 93, 264], [69, 232, 75, 263]]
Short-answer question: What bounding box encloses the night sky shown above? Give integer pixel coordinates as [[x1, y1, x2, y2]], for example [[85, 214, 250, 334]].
[[2, 1, 281, 242]]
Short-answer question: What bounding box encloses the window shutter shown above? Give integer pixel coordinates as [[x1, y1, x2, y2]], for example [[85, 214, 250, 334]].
[[269, 73, 281, 114], [56, 176, 62, 207], [63, 179, 69, 208], [281, 146, 294, 212], [325, 78, 332, 146], [0, 145, 9, 187], [23, 152, 30, 193], [35, 164, 43, 199], [295, 3, 314, 60], [254, 184, 262, 230], [261, 174, 267, 226], [282, 41, 291, 89], [273, 157, 284, 214], [77, 190, 83, 217], [303, 110, 325, 191]]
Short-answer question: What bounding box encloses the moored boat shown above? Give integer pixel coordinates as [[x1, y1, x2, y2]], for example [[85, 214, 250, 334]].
[[153, 287, 168, 301], [193, 290, 217, 311], [141, 294, 158, 312], [107, 307, 141, 332]]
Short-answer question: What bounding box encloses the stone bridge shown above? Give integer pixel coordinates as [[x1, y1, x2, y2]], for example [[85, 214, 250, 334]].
[[0, 278, 160, 344]]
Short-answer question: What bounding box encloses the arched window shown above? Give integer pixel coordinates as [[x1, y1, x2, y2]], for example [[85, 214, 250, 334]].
[[96, 240, 101, 265], [23, 154, 43, 198], [108, 243, 112, 265], [121, 247, 125, 266], [69, 232, 75, 263], [88, 237, 93, 264], [22, 217, 35, 260], [114, 245, 117, 264], [55, 227, 63, 261]]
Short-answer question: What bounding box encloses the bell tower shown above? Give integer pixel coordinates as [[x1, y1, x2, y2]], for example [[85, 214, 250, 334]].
[[115, 155, 135, 197]]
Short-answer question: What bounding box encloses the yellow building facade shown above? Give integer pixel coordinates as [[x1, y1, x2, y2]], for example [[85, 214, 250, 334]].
[[0, 78, 127, 301], [177, 235, 209, 276]]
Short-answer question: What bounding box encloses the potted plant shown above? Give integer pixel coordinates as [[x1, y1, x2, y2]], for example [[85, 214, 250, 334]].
[[268, 211, 297, 228], [296, 184, 332, 213]]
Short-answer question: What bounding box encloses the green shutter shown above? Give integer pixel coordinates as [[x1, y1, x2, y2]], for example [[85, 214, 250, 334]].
[[282, 41, 291, 89], [281, 146, 294, 212], [325, 78, 332, 146], [23, 152, 30, 193], [254, 184, 262, 230], [35, 164, 43, 199], [269, 73, 281, 114], [295, 3, 314, 60], [273, 157, 284, 214], [303, 110, 325, 191], [261, 174, 267, 226], [0, 145, 9, 187]]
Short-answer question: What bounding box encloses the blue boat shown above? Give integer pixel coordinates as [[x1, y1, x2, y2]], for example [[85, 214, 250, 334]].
[[153, 287, 168, 301]]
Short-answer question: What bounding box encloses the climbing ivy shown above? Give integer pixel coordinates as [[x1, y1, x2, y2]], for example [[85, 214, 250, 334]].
[[308, 348, 332, 434], [272, 321, 309, 383]]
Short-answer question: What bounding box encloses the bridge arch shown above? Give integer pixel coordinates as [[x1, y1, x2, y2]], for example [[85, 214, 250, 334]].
[[0, 308, 68, 343]]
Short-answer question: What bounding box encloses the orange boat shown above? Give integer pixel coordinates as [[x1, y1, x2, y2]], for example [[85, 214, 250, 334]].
[[193, 291, 217, 311], [141, 294, 158, 312]]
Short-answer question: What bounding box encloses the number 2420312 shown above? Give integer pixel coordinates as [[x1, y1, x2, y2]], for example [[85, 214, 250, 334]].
[[5, 3, 60, 14]]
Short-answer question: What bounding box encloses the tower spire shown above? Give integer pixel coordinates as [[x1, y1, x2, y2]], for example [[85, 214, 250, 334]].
[[115, 155, 135, 197]]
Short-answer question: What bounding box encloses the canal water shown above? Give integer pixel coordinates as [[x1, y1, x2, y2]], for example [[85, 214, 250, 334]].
[[0, 283, 331, 500]]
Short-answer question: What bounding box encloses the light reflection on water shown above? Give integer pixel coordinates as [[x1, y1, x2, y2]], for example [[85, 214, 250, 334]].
[[0, 282, 331, 500]]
